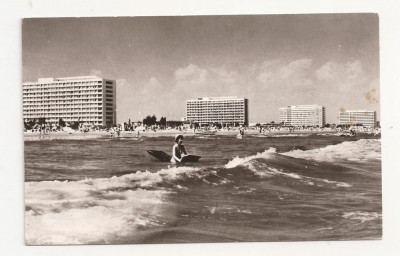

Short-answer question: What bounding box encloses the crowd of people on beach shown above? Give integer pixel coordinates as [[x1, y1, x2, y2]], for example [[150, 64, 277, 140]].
[[255, 125, 381, 135], [25, 123, 60, 134], [24, 120, 381, 137]]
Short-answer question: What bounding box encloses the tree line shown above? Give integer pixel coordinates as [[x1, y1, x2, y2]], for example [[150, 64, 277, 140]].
[[142, 115, 166, 128]]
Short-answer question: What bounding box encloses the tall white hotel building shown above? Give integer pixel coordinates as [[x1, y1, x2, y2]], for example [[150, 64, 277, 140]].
[[186, 96, 248, 126], [279, 104, 326, 127], [339, 110, 376, 127], [23, 76, 116, 126]]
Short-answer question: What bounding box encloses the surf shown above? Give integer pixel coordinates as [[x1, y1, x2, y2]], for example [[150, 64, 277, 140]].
[[281, 138, 381, 162]]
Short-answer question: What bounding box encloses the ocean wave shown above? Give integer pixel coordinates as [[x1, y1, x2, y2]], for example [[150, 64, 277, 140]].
[[25, 187, 168, 245], [342, 211, 382, 223], [25, 165, 203, 245], [225, 148, 277, 169], [281, 139, 381, 162], [246, 161, 351, 188], [224, 148, 351, 188]]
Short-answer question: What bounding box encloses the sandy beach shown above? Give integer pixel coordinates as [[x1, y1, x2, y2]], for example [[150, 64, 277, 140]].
[[23, 128, 344, 141]]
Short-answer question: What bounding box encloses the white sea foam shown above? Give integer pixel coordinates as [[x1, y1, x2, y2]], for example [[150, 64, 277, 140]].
[[342, 211, 382, 223], [25, 166, 201, 245], [245, 161, 351, 188], [236, 209, 252, 214], [25, 188, 167, 245], [281, 139, 381, 162], [225, 148, 277, 169]]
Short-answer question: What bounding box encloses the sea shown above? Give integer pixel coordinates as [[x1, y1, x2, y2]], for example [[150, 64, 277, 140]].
[[24, 133, 382, 245]]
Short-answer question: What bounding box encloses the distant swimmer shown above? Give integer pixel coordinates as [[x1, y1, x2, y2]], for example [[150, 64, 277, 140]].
[[171, 134, 188, 163], [116, 125, 121, 137], [239, 126, 245, 136]]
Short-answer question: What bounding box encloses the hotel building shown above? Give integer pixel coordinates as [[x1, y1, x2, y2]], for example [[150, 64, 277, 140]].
[[339, 110, 376, 127], [186, 96, 248, 126], [279, 104, 326, 127], [23, 76, 116, 126]]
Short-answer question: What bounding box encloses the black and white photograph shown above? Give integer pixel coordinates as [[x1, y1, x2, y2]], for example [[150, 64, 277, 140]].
[[22, 14, 382, 245], [2, 1, 400, 256]]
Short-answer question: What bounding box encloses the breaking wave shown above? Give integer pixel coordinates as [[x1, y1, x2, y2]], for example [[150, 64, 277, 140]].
[[281, 139, 381, 162], [25, 166, 202, 245], [225, 148, 277, 168], [342, 211, 382, 223]]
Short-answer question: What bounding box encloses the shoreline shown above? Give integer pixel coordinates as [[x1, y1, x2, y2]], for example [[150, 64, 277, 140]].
[[23, 129, 376, 141]]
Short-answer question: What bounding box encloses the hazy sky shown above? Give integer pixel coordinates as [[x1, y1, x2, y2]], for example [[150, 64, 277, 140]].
[[22, 14, 380, 124]]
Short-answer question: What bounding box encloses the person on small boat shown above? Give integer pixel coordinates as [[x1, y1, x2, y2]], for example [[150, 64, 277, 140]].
[[171, 134, 188, 163]]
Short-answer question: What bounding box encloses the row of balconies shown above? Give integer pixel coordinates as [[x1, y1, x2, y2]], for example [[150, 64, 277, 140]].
[[23, 93, 103, 98], [23, 100, 103, 104], [187, 108, 244, 111], [23, 86, 102, 91], [24, 111, 103, 114], [23, 99, 103, 102], [24, 110, 102, 113], [187, 114, 244, 117], [23, 101, 102, 105], [23, 106, 102, 110], [187, 111, 244, 115], [187, 112, 244, 114], [340, 116, 375, 119], [186, 104, 244, 108], [187, 101, 244, 104], [188, 116, 245, 119], [23, 92, 103, 96], [23, 82, 102, 88], [187, 107, 244, 109], [188, 119, 245, 122], [24, 114, 103, 117], [23, 104, 103, 108], [24, 105, 102, 108], [187, 108, 244, 110], [24, 114, 104, 118], [340, 115, 375, 118], [187, 105, 244, 108], [23, 88, 112, 92], [23, 98, 102, 102], [23, 95, 114, 99], [22, 89, 103, 95], [187, 112, 244, 115], [188, 119, 245, 121], [24, 108, 102, 112], [22, 93, 103, 99], [23, 103, 101, 107]]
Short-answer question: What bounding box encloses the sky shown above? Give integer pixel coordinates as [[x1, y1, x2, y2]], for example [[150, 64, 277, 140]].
[[22, 14, 380, 124]]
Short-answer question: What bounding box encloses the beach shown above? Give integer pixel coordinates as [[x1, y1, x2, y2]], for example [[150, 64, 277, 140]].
[[23, 128, 348, 141]]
